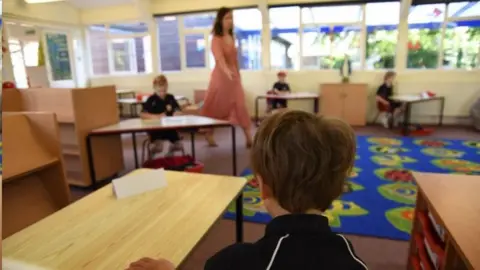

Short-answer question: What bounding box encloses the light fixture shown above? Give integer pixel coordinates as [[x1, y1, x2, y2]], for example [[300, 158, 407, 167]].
[[24, 0, 65, 4]]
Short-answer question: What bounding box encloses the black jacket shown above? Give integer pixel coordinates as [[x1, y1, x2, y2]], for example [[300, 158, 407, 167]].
[[205, 214, 367, 270]]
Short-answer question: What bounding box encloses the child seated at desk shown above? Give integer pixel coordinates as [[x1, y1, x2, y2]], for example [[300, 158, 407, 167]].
[[268, 71, 291, 112], [127, 111, 367, 270], [376, 71, 403, 128], [140, 75, 184, 157]]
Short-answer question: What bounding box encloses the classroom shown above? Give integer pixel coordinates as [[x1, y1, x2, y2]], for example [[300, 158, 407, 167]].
[[1, 0, 479, 269]]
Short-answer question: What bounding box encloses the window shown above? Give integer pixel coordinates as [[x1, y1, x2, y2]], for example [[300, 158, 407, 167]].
[[407, 4, 445, 69], [365, 2, 400, 69], [443, 2, 480, 69], [87, 22, 151, 75], [22, 41, 40, 67], [157, 16, 181, 71], [157, 8, 262, 71], [270, 7, 300, 70], [8, 39, 28, 88]]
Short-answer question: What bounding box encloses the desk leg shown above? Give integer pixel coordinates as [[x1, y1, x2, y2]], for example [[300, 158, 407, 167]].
[[130, 104, 135, 118], [132, 133, 139, 168], [190, 130, 196, 160], [314, 98, 319, 114], [232, 125, 243, 243], [402, 103, 412, 136], [86, 134, 98, 189], [255, 97, 260, 127], [439, 98, 445, 127]]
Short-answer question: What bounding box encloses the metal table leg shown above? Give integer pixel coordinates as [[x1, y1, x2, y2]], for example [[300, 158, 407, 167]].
[[402, 103, 412, 136], [438, 98, 445, 126], [190, 130, 196, 160], [132, 132, 139, 168], [232, 125, 243, 243]]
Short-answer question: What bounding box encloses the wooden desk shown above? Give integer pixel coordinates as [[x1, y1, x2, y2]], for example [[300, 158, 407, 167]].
[[390, 95, 445, 136], [408, 172, 480, 270], [3, 170, 247, 269], [254, 92, 319, 126]]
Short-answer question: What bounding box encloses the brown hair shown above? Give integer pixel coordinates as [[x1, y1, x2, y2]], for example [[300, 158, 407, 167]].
[[153, 74, 168, 88], [384, 71, 396, 81], [251, 111, 356, 213], [212, 7, 234, 36]]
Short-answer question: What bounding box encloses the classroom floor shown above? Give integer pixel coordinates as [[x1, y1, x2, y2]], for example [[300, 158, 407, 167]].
[[71, 124, 478, 270]]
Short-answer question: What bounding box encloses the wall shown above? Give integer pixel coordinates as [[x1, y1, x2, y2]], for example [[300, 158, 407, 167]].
[[3, 0, 80, 25]]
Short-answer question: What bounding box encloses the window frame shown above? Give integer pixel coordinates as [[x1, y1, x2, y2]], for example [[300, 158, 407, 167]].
[[86, 21, 151, 77]]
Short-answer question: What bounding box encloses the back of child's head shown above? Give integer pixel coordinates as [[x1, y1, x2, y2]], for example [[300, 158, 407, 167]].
[[384, 71, 396, 82], [251, 110, 356, 213]]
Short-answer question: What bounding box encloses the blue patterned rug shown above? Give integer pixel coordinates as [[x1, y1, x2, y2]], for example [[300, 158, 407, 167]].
[[225, 136, 480, 241]]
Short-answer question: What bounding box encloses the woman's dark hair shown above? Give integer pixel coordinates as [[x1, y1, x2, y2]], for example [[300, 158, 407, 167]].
[[212, 7, 233, 36]]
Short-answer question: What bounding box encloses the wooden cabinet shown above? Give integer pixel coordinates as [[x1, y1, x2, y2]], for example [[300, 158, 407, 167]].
[[2, 112, 71, 238], [3, 86, 124, 187], [320, 83, 367, 126]]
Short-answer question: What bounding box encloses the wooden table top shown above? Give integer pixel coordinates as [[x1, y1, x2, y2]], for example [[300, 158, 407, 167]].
[[117, 95, 188, 104], [258, 92, 319, 99], [91, 115, 231, 135], [390, 94, 443, 102], [116, 89, 135, 94], [413, 172, 480, 270], [3, 170, 247, 269]]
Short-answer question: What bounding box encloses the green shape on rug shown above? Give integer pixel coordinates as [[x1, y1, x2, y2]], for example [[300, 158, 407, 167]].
[[367, 137, 403, 146], [349, 167, 362, 178], [385, 207, 415, 234], [325, 201, 369, 228], [432, 159, 480, 174], [369, 145, 409, 155], [421, 148, 464, 158], [378, 183, 417, 205], [371, 155, 417, 167], [463, 141, 480, 149]]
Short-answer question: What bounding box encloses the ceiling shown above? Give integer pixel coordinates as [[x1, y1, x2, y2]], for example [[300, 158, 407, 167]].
[[66, 0, 135, 9]]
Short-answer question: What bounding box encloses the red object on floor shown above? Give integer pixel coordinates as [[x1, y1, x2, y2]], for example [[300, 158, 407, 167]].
[[143, 155, 204, 173], [2, 81, 16, 89], [397, 127, 435, 136]]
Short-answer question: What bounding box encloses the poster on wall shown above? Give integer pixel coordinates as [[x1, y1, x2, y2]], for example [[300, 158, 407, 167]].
[[45, 33, 72, 81]]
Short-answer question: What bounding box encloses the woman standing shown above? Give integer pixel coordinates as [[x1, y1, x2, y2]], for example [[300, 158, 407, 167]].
[[201, 7, 253, 147]]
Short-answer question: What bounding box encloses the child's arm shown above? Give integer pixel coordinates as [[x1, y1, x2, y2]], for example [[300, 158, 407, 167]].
[[285, 83, 291, 92], [375, 86, 390, 106], [375, 95, 390, 106]]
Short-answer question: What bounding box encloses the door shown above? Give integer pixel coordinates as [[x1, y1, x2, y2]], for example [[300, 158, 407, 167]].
[[343, 84, 367, 126], [320, 84, 344, 119], [42, 30, 76, 88]]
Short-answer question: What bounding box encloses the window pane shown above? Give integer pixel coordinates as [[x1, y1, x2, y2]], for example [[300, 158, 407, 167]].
[[301, 5, 362, 24], [133, 36, 152, 73], [407, 4, 445, 69], [366, 2, 400, 69], [111, 39, 132, 72], [332, 26, 361, 69], [109, 22, 148, 35], [88, 25, 109, 75], [184, 13, 215, 29], [185, 33, 206, 68], [270, 7, 300, 69], [23, 41, 39, 67], [234, 8, 262, 70], [157, 16, 181, 71], [443, 24, 480, 69], [302, 26, 331, 69], [448, 2, 480, 18]]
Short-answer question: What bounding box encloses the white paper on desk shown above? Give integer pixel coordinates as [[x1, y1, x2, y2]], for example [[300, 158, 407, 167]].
[[112, 169, 167, 199]]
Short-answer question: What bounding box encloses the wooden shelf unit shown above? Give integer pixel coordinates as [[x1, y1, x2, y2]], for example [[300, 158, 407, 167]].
[[319, 83, 367, 126], [2, 112, 71, 238], [3, 86, 125, 187], [408, 172, 480, 270]]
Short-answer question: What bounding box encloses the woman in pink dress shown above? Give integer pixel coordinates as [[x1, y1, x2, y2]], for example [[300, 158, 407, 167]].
[[202, 7, 253, 148]]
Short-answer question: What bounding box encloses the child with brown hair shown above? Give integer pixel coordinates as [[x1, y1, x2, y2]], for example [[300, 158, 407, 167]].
[[127, 110, 366, 270], [140, 75, 184, 156], [376, 71, 403, 128]]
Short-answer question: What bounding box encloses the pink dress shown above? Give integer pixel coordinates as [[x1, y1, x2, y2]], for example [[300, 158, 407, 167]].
[[201, 35, 250, 129]]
